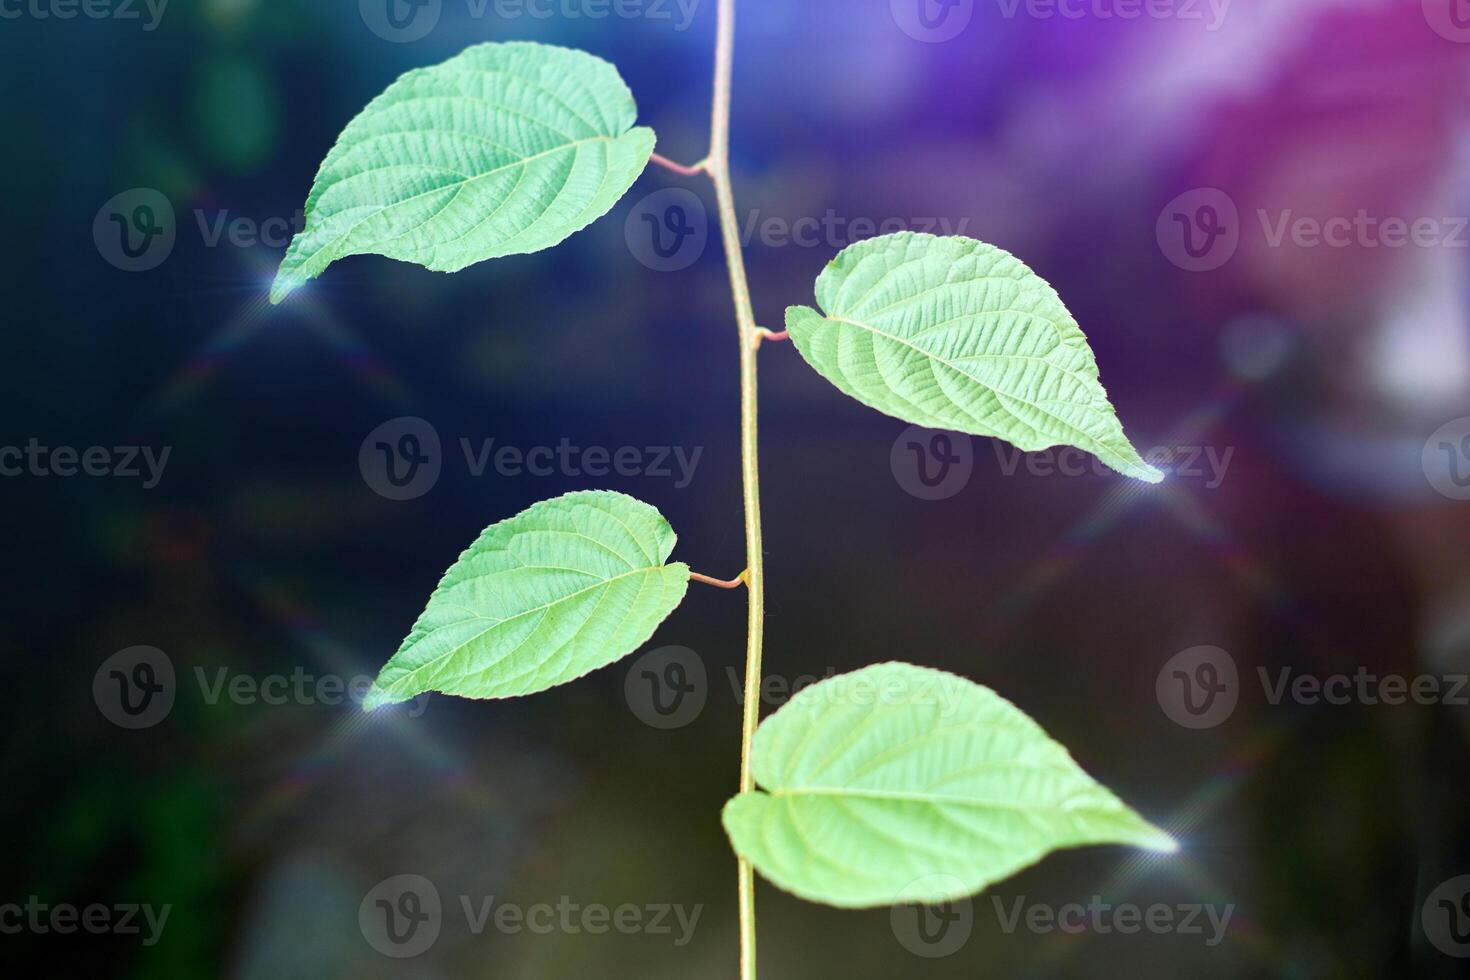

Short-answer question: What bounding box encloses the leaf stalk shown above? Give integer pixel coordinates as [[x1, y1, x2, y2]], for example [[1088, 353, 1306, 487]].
[[689, 570, 748, 590], [650, 152, 708, 176]]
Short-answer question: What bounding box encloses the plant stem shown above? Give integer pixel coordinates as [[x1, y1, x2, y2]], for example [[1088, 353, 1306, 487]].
[[705, 1, 763, 977]]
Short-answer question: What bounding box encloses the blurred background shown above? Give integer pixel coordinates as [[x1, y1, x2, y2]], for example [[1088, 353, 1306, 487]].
[[3, 0, 1470, 976]]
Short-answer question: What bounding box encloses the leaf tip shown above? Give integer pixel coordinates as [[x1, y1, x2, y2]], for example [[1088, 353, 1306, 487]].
[[1113, 450, 1165, 484], [1130, 817, 1180, 854], [268, 273, 298, 306]]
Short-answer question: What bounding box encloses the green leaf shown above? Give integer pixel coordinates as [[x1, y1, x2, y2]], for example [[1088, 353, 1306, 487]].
[[785, 233, 1163, 482], [363, 491, 688, 710], [722, 662, 1176, 909], [270, 42, 655, 304]]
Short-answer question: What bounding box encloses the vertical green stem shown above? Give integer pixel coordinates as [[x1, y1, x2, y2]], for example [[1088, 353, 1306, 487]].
[[704, 0, 762, 976]]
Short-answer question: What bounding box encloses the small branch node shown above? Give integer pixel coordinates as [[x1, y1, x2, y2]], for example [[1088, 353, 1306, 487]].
[[690, 569, 749, 590], [752, 328, 789, 350], [651, 153, 708, 177]]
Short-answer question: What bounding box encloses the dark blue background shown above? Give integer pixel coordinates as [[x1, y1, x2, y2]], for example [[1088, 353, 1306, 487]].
[[3, 1, 1470, 976]]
